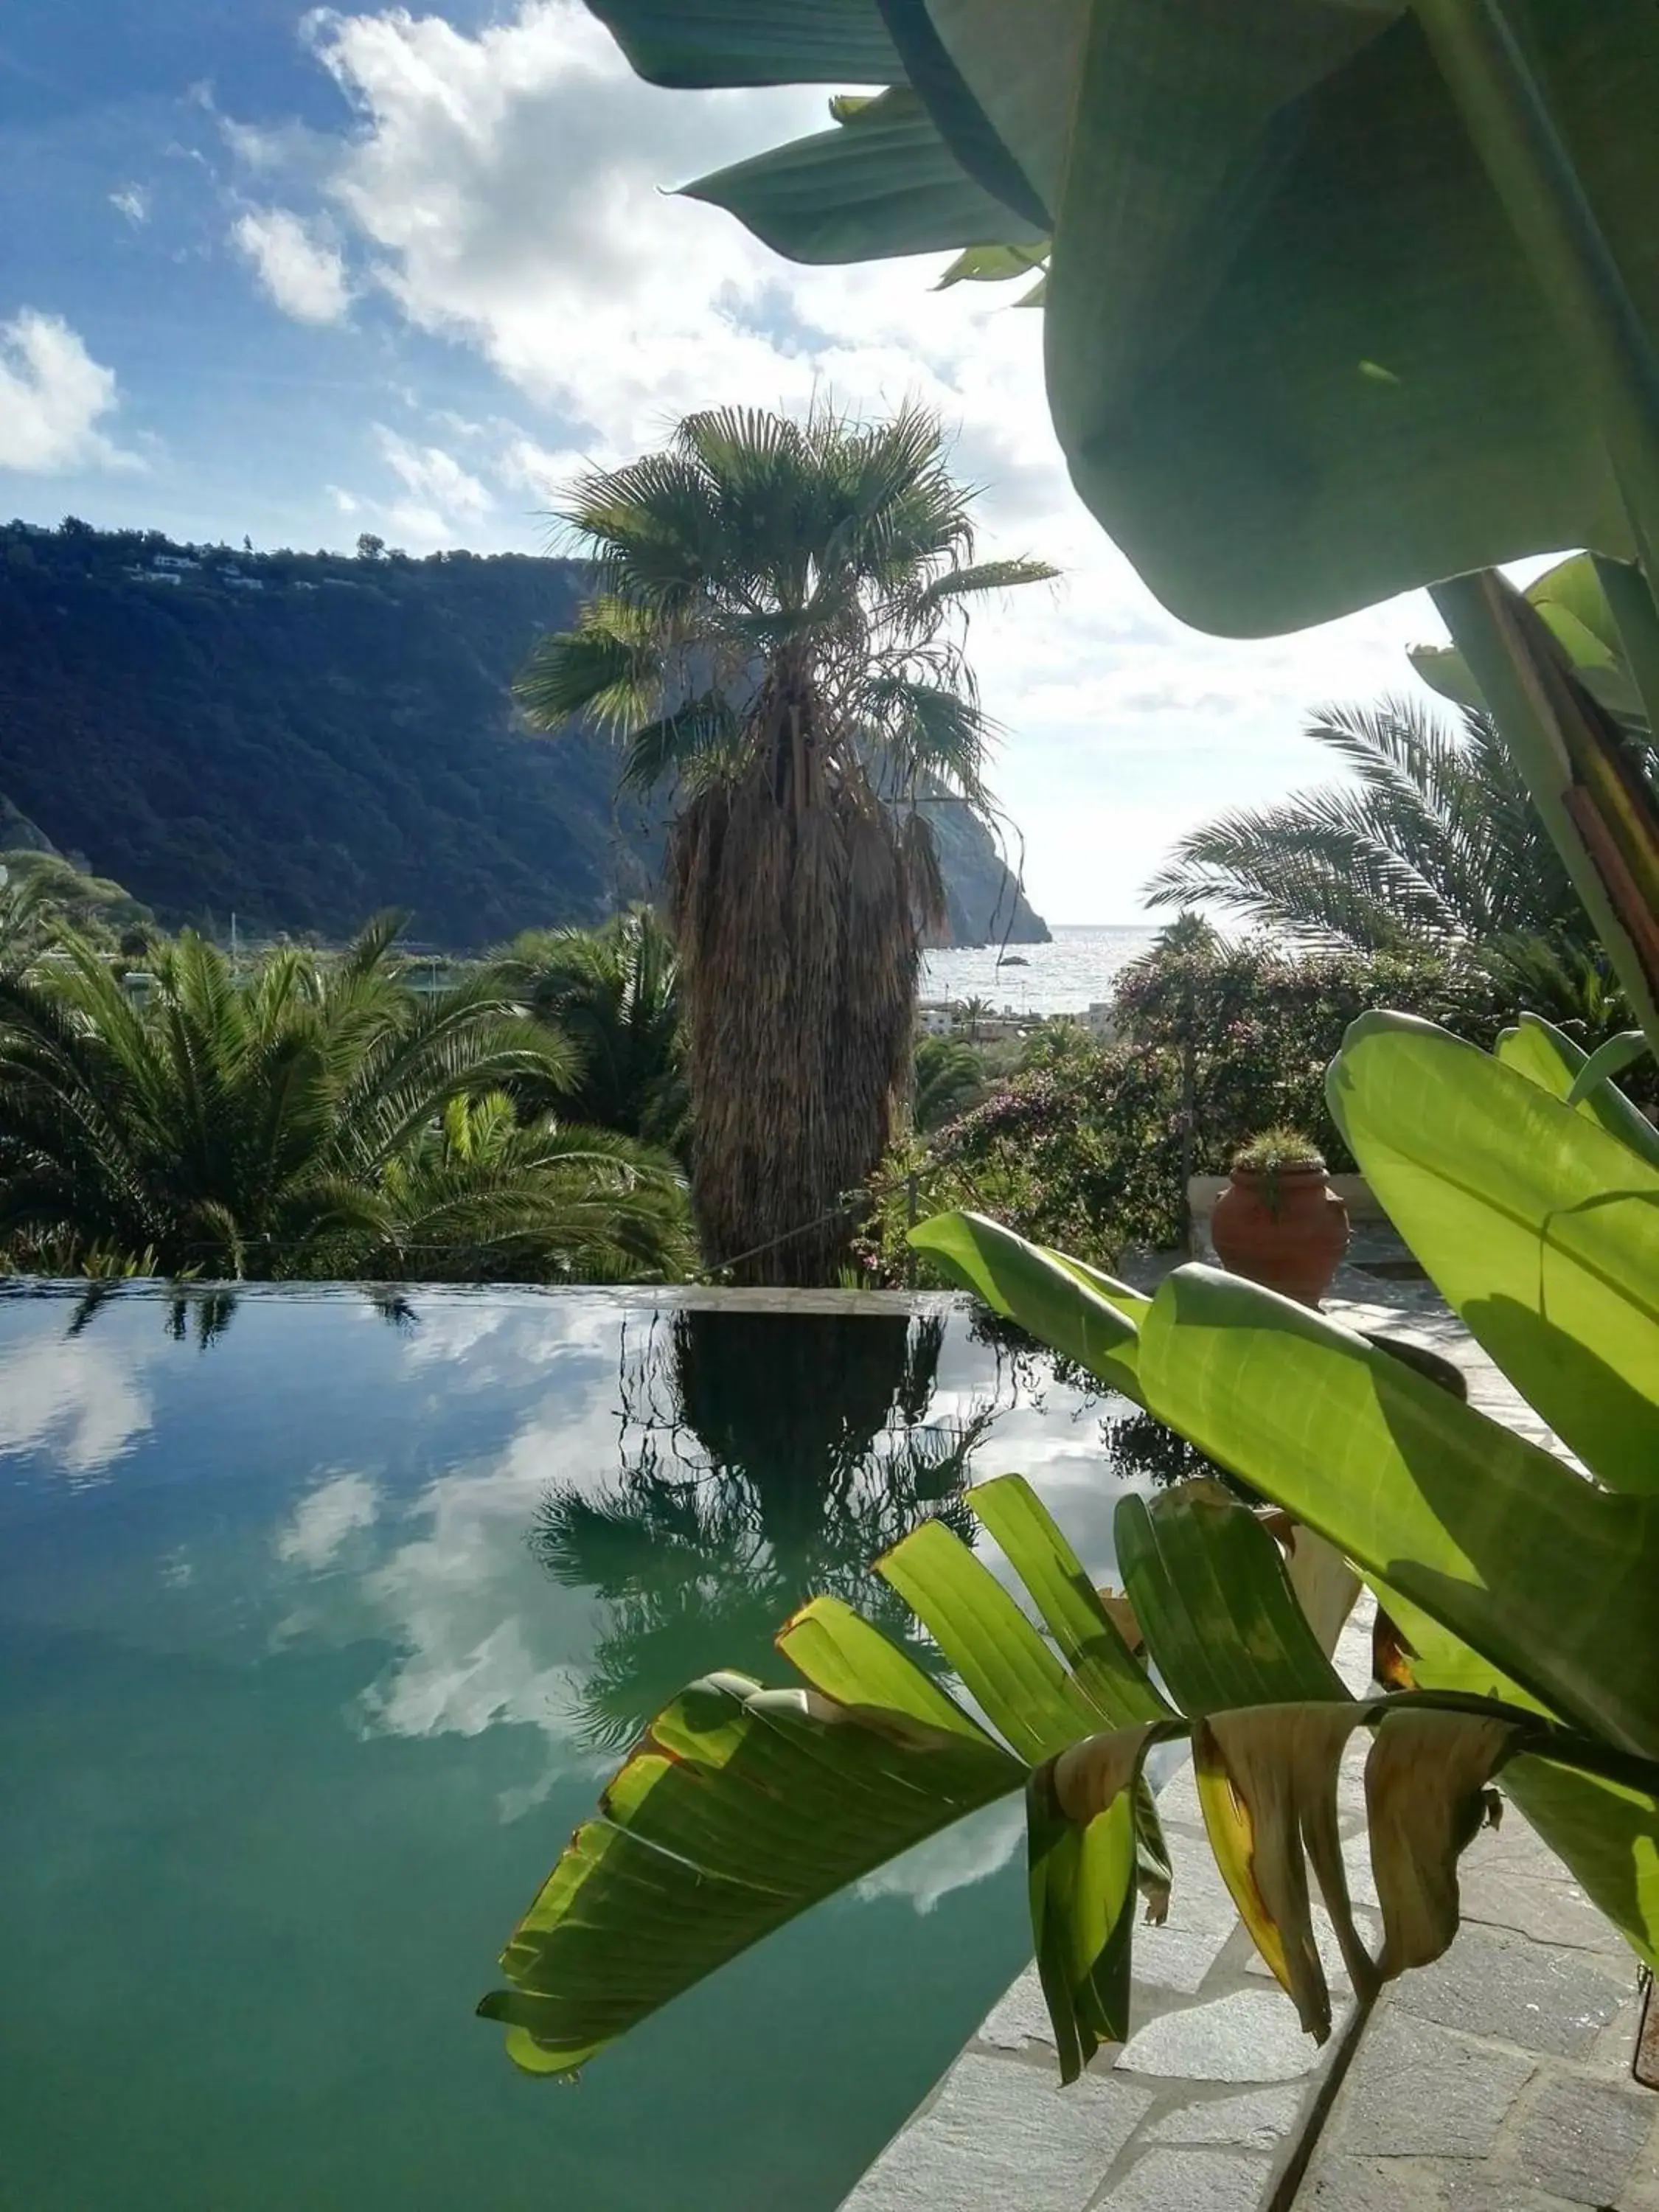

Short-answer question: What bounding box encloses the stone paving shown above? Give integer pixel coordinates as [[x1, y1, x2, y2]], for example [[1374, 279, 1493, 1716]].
[[1295, 1806, 1658, 2212], [839, 1283, 1658, 2212]]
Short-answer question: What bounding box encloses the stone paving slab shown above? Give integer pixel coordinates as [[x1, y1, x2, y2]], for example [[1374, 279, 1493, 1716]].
[[1293, 1806, 1655, 2212]]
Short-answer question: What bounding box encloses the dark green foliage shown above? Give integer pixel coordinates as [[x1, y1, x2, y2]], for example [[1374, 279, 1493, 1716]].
[[0, 915, 691, 1281], [0, 524, 650, 948], [0, 518, 1041, 954], [913, 1033, 986, 1132], [490, 905, 689, 1150]]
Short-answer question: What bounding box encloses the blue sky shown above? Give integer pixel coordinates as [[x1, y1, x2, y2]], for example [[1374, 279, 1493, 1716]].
[[1, 0, 1455, 922]]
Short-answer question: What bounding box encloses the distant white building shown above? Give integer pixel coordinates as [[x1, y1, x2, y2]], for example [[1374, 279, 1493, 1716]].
[[918, 1001, 956, 1038], [225, 575, 265, 591], [152, 553, 198, 572], [1085, 1001, 1119, 1042]]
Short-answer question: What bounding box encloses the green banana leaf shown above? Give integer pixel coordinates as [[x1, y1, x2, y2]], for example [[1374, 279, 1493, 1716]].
[[582, 0, 904, 86], [1328, 1011, 1659, 1497], [908, 1208, 1144, 1397], [484, 1472, 1344, 2079], [1134, 1265, 1659, 1758], [1495, 1012, 1659, 1168], [685, 87, 1046, 262], [1116, 1482, 1346, 1717], [1412, 552, 1646, 730], [594, 1, 1659, 636]]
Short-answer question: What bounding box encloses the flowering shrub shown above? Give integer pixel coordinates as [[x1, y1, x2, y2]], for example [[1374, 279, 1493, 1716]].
[[858, 941, 1519, 1279]]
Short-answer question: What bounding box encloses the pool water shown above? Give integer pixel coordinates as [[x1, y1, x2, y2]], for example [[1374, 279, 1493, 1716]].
[[0, 1284, 1138, 2212]]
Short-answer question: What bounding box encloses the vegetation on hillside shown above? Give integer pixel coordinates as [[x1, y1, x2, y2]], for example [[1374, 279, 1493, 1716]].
[[0, 518, 1045, 953], [517, 403, 1054, 1284]]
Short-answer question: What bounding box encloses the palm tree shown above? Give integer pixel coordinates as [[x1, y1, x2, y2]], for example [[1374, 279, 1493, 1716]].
[[516, 402, 1055, 1284], [914, 1034, 985, 1133], [0, 916, 689, 1280], [490, 906, 687, 1150], [1143, 698, 1594, 950], [956, 993, 995, 1043], [530, 1311, 995, 1750]]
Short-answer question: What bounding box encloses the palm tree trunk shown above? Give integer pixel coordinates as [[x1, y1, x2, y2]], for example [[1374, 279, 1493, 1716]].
[[671, 762, 919, 1284]]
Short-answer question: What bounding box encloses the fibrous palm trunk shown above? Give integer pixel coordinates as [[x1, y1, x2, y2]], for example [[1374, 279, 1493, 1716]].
[[669, 703, 921, 1285]]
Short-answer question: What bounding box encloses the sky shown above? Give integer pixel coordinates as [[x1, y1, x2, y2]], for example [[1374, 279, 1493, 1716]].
[[1, 0, 1476, 923]]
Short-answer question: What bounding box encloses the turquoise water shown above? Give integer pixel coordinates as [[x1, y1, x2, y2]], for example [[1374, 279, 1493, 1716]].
[[0, 1284, 1137, 2212]]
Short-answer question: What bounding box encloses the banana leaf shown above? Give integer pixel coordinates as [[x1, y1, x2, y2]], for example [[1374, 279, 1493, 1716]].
[[1134, 1265, 1659, 1758], [684, 86, 1046, 262], [1329, 1009, 1659, 1497], [1413, 552, 1646, 731], [603, 1, 1659, 636], [1495, 1013, 1659, 1167], [1375, 1582, 1659, 1970], [583, 0, 904, 86], [484, 1473, 1353, 2079]]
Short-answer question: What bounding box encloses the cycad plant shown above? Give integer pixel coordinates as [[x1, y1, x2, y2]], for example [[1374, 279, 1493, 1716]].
[[490, 906, 688, 1150], [516, 401, 1054, 1283], [0, 917, 687, 1281], [1144, 698, 1584, 952]]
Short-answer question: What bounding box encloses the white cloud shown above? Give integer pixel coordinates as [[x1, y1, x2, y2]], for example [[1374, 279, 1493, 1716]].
[[375, 424, 493, 521], [110, 184, 150, 226], [326, 428, 497, 552], [222, 0, 1456, 921], [0, 310, 140, 474], [0, 1324, 155, 1476], [232, 205, 352, 324], [276, 1470, 382, 1569]]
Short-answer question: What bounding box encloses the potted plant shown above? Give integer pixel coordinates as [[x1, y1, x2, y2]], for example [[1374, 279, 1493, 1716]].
[[1209, 1127, 1350, 1307]]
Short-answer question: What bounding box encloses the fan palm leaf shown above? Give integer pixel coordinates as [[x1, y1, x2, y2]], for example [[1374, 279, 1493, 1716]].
[[517, 400, 1055, 1281]]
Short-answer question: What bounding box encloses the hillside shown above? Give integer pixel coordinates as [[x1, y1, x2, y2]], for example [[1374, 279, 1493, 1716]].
[[0, 521, 1048, 951]]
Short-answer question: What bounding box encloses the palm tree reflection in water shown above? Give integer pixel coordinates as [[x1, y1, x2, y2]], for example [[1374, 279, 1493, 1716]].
[[531, 1310, 1002, 1753]]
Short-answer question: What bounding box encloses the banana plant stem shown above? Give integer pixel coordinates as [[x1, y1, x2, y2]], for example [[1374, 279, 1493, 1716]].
[[1413, 0, 1659, 576], [1432, 570, 1659, 1049]]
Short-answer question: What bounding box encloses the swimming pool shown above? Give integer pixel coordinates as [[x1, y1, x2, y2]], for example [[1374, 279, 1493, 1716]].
[[0, 1284, 1141, 2212]]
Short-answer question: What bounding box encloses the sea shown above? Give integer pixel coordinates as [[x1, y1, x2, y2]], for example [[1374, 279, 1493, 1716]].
[[919, 924, 1156, 1018]]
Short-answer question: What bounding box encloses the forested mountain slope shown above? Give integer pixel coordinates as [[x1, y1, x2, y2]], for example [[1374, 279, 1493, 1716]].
[[0, 521, 1047, 950]]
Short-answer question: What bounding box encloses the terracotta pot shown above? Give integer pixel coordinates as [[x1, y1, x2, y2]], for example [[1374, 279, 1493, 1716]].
[[1210, 1164, 1349, 1307]]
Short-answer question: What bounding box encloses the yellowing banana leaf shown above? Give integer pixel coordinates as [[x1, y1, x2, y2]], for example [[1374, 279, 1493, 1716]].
[[911, 1208, 1144, 1397], [1363, 1706, 1514, 1976], [683, 86, 1046, 262], [1192, 1704, 1376, 2040], [1329, 1011, 1659, 1495], [1135, 1267, 1659, 1758], [1116, 1479, 1349, 1716], [1377, 1584, 1659, 1972], [584, 0, 903, 86]]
